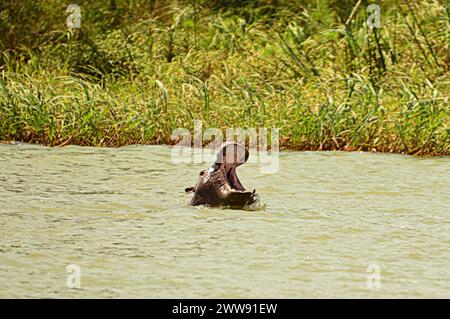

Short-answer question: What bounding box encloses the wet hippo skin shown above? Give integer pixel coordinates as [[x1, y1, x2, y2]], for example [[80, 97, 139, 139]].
[[185, 142, 258, 208]]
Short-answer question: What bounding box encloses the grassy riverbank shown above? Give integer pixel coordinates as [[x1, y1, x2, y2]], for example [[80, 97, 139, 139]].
[[0, 1, 449, 155]]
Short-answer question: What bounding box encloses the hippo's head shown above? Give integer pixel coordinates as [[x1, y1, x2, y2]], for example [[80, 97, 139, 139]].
[[185, 142, 258, 208]]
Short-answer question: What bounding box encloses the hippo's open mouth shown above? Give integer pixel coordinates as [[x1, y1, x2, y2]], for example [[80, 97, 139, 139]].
[[223, 165, 245, 191], [186, 142, 258, 207]]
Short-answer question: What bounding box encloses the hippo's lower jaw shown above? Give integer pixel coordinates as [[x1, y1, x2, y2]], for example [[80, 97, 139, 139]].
[[186, 167, 258, 208]]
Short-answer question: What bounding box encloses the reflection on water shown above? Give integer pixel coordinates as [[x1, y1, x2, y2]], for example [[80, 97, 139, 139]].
[[0, 143, 449, 298]]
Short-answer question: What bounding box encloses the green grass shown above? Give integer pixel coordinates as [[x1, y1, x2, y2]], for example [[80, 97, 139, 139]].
[[0, 0, 449, 155]]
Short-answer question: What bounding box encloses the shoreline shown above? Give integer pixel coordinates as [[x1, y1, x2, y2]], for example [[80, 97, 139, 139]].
[[2, 140, 448, 157], [1, 1, 448, 159]]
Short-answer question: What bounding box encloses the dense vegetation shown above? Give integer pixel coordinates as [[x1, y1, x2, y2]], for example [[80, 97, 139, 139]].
[[0, 0, 449, 155]]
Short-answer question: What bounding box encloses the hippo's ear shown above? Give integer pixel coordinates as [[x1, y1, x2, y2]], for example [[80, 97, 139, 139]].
[[185, 186, 195, 193]]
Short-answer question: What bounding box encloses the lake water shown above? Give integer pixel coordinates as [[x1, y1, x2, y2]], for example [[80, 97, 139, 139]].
[[0, 143, 449, 298]]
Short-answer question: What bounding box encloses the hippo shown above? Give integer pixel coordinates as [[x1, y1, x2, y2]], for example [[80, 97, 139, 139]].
[[185, 142, 259, 208]]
